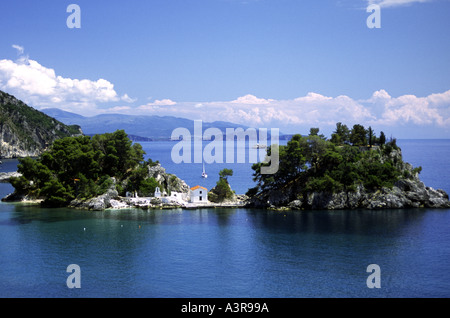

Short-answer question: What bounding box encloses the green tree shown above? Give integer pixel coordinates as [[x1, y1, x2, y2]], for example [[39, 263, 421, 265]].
[[219, 168, 233, 181], [309, 127, 326, 140], [209, 169, 235, 202], [350, 124, 367, 146], [40, 177, 74, 207], [330, 122, 350, 145], [379, 131, 386, 145], [248, 124, 404, 200], [306, 134, 328, 173], [9, 130, 149, 207], [309, 128, 320, 136], [91, 130, 145, 179], [367, 126, 376, 148]]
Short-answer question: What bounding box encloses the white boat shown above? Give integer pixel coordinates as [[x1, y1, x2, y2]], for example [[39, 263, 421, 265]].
[[252, 144, 267, 149], [202, 163, 208, 178]]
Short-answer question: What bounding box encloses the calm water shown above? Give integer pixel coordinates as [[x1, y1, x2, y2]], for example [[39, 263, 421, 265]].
[[0, 140, 449, 298]]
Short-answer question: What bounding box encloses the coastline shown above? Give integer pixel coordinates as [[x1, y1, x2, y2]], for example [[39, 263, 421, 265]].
[[3, 184, 449, 211], [73, 194, 251, 211]]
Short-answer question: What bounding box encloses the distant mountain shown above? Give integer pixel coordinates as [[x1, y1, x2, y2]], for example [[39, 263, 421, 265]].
[[42, 108, 85, 122], [0, 91, 83, 159], [41, 108, 274, 141]]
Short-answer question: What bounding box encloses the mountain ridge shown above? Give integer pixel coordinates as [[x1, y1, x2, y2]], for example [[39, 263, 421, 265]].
[[42, 108, 279, 140]]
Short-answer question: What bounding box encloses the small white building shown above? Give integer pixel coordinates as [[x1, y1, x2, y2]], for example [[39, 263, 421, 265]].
[[162, 191, 188, 204], [154, 187, 161, 198], [189, 186, 208, 203]]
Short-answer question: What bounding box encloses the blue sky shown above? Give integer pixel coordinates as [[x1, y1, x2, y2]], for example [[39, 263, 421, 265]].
[[0, 0, 449, 138]]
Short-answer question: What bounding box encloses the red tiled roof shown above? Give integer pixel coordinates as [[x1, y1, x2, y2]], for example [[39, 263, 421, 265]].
[[191, 185, 207, 191]]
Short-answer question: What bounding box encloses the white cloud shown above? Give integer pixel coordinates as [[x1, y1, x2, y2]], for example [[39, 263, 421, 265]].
[[0, 48, 129, 114], [369, 89, 391, 101], [101, 106, 132, 113], [128, 93, 375, 129], [369, 90, 449, 127], [294, 92, 332, 103], [137, 99, 177, 111], [126, 90, 450, 137], [231, 94, 273, 105], [12, 44, 24, 55], [427, 90, 450, 107], [121, 94, 137, 103], [150, 99, 177, 106]]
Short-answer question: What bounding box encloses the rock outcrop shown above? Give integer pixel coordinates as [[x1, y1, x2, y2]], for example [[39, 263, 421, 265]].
[[65, 165, 192, 211], [147, 164, 190, 194], [69, 178, 119, 211], [0, 171, 22, 183], [208, 180, 237, 203], [250, 175, 450, 211]]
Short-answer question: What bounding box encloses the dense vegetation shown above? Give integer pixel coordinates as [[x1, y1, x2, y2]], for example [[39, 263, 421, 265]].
[[10, 130, 163, 207], [248, 123, 420, 197], [208, 168, 235, 203]]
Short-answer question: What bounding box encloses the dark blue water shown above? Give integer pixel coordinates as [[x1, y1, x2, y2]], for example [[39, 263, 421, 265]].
[[0, 140, 449, 298]]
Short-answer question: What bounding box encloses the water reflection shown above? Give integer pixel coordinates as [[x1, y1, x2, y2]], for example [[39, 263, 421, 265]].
[[246, 208, 427, 237], [5, 203, 430, 238], [6, 204, 242, 227]]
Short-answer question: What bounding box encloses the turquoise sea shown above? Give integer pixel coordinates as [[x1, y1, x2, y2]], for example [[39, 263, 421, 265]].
[[0, 139, 449, 298]]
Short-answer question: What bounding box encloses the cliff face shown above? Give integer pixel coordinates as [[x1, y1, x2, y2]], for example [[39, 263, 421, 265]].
[[249, 148, 450, 210], [147, 164, 191, 194], [0, 90, 83, 158]]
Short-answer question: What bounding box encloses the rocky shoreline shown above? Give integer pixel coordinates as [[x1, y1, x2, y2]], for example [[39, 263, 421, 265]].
[[247, 178, 450, 211], [66, 185, 249, 211], [3, 187, 249, 211], [0, 171, 22, 183], [3, 176, 449, 211]]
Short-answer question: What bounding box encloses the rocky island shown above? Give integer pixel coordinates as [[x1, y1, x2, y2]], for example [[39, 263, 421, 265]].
[[246, 125, 450, 210], [1, 128, 248, 210]]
